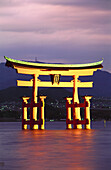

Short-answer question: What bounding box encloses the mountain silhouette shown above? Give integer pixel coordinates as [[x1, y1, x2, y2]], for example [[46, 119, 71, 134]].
[[0, 63, 111, 97]]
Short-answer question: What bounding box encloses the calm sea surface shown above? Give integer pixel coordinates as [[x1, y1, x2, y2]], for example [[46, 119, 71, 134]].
[[0, 121, 111, 170]]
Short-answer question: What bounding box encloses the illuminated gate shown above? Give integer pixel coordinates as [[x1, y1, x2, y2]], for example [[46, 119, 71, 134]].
[[5, 56, 103, 130]]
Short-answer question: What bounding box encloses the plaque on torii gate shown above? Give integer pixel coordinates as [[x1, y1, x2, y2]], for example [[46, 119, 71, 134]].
[[4, 56, 103, 130]]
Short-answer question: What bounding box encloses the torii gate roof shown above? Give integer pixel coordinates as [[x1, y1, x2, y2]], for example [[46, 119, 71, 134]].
[[4, 56, 103, 70]]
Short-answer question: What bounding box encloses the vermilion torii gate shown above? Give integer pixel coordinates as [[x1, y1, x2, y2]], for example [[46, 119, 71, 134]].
[[5, 56, 103, 130]]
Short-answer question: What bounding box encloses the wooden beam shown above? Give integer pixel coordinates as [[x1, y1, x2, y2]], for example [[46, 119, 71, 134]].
[[78, 81, 93, 87], [14, 65, 100, 76], [17, 80, 93, 88]]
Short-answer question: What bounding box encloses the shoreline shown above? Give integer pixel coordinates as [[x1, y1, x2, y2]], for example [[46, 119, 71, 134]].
[[0, 119, 111, 122]]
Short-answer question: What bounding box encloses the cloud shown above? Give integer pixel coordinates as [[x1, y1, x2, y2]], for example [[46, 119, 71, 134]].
[[26, 0, 111, 11], [0, 0, 111, 72], [0, 0, 21, 7], [0, 3, 111, 36]]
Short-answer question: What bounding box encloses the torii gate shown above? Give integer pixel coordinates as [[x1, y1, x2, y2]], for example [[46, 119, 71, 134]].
[[4, 56, 103, 130]]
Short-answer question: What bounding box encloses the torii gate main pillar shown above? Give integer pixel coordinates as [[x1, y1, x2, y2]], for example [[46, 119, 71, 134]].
[[73, 75, 82, 129], [32, 74, 39, 129]]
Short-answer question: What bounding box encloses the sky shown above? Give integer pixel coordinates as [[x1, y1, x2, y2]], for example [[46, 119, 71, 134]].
[[0, 0, 111, 72]]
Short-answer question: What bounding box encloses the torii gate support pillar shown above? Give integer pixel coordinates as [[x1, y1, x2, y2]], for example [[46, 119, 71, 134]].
[[39, 96, 47, 130], [22, 97, 30, 130], [66, 97, 72, 129], [82, 96, 92, 129]]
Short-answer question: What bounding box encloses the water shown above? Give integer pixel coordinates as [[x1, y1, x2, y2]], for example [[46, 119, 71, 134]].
[[0, 121, 111, 170]]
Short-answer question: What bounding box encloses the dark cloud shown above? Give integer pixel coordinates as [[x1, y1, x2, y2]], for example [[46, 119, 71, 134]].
[[1, 8, 110, 36], [29, 0, 111, 10], [0, 0, 110, 36], [0, 0, 111, 11]]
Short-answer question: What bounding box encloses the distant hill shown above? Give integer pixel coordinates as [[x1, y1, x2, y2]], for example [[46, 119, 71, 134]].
[[0, 87, 32, 102], [0, 63, 32, 90], [0, 86, 71, 103], [0, 62, 111, 97], [79, 70, 111, 97], [39, 87, 71, 99]]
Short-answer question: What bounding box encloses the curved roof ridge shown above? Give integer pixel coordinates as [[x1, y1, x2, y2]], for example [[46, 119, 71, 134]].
[[4, 56, 103, 69]]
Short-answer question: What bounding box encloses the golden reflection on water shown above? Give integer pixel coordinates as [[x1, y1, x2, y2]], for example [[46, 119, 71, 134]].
[[16, 129, 96, 170], [1, 122, 111, 169]]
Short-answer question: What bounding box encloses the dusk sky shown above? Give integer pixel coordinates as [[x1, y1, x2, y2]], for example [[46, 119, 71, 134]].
[[0, 0, 111, 72]]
